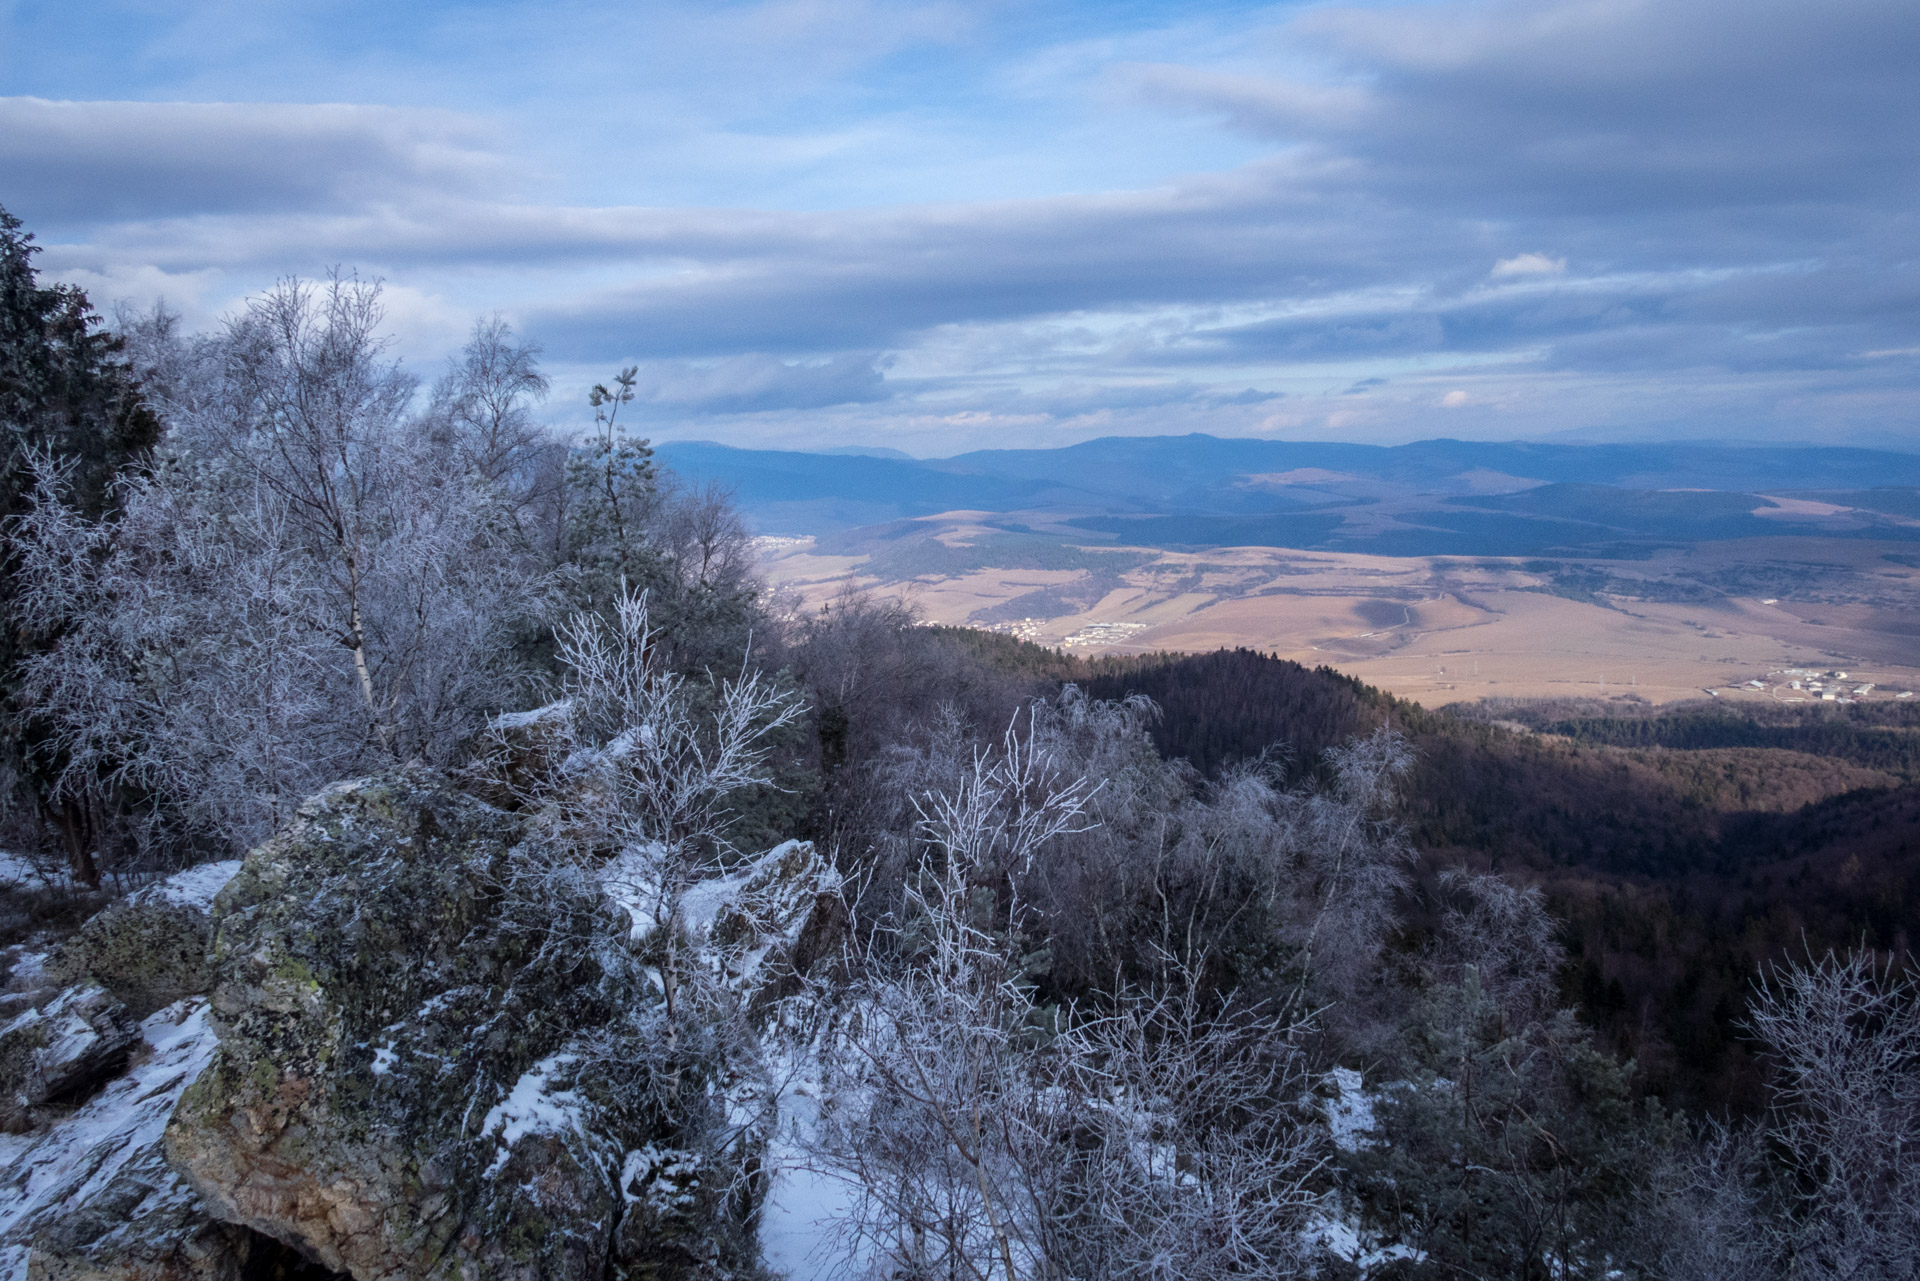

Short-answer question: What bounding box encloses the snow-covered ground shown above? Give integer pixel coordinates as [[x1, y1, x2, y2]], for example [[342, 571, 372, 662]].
[[0, 853, 53, 892], [0, 999, 220, 1278], [758, 1048, 868, 1281], [1301, 1067, 1425, 1275], [126, 860, 240, 910]]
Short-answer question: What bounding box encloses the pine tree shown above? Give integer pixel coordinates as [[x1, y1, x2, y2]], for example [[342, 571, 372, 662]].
[[0, 204, 161, 884]]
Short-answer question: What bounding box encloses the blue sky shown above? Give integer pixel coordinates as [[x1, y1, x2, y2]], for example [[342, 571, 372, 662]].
[[4, 0, 1918, 454]]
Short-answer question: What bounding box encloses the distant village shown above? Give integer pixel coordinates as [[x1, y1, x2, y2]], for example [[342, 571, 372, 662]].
[[1710, 667, 1917, 704]]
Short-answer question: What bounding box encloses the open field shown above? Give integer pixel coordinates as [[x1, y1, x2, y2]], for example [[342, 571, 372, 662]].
[[758, 520, 1920, 707]]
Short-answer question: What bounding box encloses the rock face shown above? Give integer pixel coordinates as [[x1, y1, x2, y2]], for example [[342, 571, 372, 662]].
[[0, 862, 243, 1281], [164, 768, 757, 1281], [0, 999, 237, 1281], [0, 985, 139, 1135]]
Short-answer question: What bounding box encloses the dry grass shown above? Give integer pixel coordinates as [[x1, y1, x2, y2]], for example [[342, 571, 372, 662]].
[[760, 520, 1920, 707]]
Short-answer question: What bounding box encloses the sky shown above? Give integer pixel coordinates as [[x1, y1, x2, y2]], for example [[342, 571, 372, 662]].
[[3, 0, 1918, 455]]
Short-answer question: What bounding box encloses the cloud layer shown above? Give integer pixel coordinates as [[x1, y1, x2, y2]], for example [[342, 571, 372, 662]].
[[3, 0, 1916, 452]]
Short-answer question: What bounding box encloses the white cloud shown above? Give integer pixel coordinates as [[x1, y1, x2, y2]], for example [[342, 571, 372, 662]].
[[5, 0, 1919, 449], [1491, 253, 1567, 278]]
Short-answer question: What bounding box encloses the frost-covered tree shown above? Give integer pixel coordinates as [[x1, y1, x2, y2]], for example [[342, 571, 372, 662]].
[[423, 314, 553, 497], [0, 204, 162, 882], [562, 367, 759, 671], [7, 276, 556, 862], [498, 586, 803, 1047], [1748, 950, 1920, 1281], [809, 699, 1327, 1280], [1349, 869, 1677, 1280], [1632, 950, 1920, 1281]]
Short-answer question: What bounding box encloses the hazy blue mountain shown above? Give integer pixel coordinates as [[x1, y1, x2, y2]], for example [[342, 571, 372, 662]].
[[656, 435, 1920, 554]]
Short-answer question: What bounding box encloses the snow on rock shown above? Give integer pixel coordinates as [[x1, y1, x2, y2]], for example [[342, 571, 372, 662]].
[[600, 838, 842, 1004], [46, 869, 230, 1025], [1324, 1065, 1379, 1152], [0, 999, 232, 1280], [691, 840, 842, 1001], [0, 984, 140, 1133], [479, 1054, 592, 1179], [125, 862, 240, 912], [165, 766, 763, 1281]]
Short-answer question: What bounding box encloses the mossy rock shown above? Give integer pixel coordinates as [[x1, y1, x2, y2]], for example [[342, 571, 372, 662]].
[[51, 899, 213, 1021], [165, 766, 756, 1281]]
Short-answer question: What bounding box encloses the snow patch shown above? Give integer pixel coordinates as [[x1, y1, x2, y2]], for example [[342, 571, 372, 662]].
[[1324, 1066, 1379, 1152], [598, 846, 666, 940], [479, 1053, 591, 1178], [0, 853, 61, 892], [0, 999, 220, 1279], [127, 860, 241, 911], [490, 700, 569, 731], [758, 1047, 869, 1281]]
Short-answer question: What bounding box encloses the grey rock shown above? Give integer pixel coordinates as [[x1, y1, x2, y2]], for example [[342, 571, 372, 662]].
[[50, 898, 215, 1022], [0, 985, 138, 1133], [0, 998, 231, 1281], [164, 767, 757, 1281]]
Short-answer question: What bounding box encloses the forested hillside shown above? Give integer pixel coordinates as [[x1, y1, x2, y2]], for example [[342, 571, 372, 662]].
[[1072, 647, 1919, 1111]]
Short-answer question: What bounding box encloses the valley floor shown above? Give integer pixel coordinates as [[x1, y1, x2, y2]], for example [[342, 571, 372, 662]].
[[759, 523, 1920, 707]]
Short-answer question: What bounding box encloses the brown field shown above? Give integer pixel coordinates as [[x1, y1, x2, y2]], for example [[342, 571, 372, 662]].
[[758, 521, 1920, 708]]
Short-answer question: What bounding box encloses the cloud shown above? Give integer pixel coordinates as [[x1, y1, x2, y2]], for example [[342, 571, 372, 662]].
[[630, 352, 894, 416], [1491, 253, 1566, 278], [1156, 0, 1920, 216], [0, 97, 513, 225], [5, 0, 1919, 449]]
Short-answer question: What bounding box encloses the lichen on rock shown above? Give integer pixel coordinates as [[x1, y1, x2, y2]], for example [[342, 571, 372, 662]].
[[49, 898, 217, 1023], [164, 766, 762, 1281]]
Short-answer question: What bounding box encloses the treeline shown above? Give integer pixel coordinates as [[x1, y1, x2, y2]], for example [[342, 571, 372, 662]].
[[1059, 645, 1919, 1112], [1529, 706, 1920, 783]]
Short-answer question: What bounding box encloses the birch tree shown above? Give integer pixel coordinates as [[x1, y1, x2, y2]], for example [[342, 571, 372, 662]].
[[7, 277, 556, 862]]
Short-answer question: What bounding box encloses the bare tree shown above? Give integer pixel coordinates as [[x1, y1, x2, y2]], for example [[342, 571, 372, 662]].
[[424, 314, 551, 495], [1637, 1123, 1773, 1281], [808, 705, 1325, 1280], [1747, 950, 1920, 1281], [508, 587, 804, 1045]]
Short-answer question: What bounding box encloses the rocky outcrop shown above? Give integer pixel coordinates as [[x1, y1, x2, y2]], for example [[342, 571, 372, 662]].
[[0, 985, 139, 1135], [46, 866, 236, 1022], [3, 768, 844, 1281], [0, 863, 243, 1281], [0, 998, 236, 1281], [163, 768, 761, 1281], [679, 838, 844, 1008]]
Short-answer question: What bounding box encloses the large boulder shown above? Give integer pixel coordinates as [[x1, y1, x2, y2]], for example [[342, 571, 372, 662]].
[[164, 768, 757, 1281], [47, 864, 238, 1022]]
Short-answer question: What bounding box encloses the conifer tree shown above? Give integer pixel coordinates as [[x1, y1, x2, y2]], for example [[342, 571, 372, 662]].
[[0, 204, 160, 883]]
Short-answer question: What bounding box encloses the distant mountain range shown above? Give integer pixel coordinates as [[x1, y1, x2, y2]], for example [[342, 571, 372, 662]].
[[656, 434, 1920, 558]]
